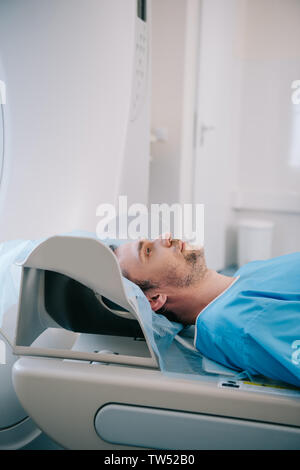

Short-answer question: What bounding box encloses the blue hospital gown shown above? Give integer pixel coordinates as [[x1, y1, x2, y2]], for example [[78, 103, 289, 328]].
[[194, 253, 300, 387]]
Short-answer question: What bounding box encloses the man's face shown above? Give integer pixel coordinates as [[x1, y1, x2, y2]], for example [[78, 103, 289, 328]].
[[115, 236, 205, 289]]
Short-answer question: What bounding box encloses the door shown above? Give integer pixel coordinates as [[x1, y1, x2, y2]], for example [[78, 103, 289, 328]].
[[194, 0, 246, 270]]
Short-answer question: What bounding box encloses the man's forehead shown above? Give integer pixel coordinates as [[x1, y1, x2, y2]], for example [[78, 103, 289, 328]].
[[117, 240, 136, 257], [116, 241, 140, 270]]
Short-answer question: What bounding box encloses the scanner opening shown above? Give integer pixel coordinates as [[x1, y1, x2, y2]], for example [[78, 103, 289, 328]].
[[44, 270, 144, 338]]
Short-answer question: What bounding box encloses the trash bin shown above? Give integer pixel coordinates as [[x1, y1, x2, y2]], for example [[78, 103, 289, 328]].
[[237, 219, 274, 267]]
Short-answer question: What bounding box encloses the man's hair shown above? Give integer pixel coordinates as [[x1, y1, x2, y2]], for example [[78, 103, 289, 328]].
[[108, 244, 178, 322]]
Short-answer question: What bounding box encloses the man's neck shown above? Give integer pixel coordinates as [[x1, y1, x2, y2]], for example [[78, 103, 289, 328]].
[[166, 270, 236, 324]]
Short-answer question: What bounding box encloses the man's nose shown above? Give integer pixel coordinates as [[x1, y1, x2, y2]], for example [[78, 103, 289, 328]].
[[157, 233, 172, 247]]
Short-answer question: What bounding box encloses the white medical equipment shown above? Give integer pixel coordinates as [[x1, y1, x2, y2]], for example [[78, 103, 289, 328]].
[[0, 0, 151, 449], [0, 0, 299, 450], [5, 235, 300, 450], [0, 0, 150, 242]]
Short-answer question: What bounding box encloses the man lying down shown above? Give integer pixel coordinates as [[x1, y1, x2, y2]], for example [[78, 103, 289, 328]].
[[111, 234, 300, 388]]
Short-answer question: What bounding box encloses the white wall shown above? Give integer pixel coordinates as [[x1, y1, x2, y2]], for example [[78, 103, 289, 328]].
[[234, 0, 300, 257], [149, 0, 244, 268], [149, 0, 199, 206], [193, 0, 246, 270], [149, 0, 186, 205], [0, 0, 151, 242], [150, 0, 300, 266]]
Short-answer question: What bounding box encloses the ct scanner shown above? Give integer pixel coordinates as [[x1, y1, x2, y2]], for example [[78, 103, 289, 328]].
[[0, 0, 300, 451]]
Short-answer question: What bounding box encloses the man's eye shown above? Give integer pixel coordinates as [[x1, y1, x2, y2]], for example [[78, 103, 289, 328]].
[[145, 247, 151, 256]]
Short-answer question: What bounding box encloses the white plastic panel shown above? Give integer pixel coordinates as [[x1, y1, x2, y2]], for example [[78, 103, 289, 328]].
[[13, 356, 300, 450], [95, 403, 300, 450], [0, 332, 26, 430], [13, 236, 158, 368]]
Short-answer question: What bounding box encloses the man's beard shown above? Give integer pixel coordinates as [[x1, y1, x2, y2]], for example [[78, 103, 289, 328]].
[[163, 247, 207, 288], [183, 248, 202, 265], [182, 247, 206, 286]]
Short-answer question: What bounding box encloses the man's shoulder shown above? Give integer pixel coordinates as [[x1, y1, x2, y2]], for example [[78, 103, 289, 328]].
[[235, 252, 300, 277]]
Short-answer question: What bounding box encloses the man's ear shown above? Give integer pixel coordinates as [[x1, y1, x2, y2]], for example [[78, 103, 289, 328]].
[[146, 292, 167, 312]]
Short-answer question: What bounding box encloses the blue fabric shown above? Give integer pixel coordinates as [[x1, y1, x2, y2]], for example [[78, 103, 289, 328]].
[[194, 253, 300, 387]]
